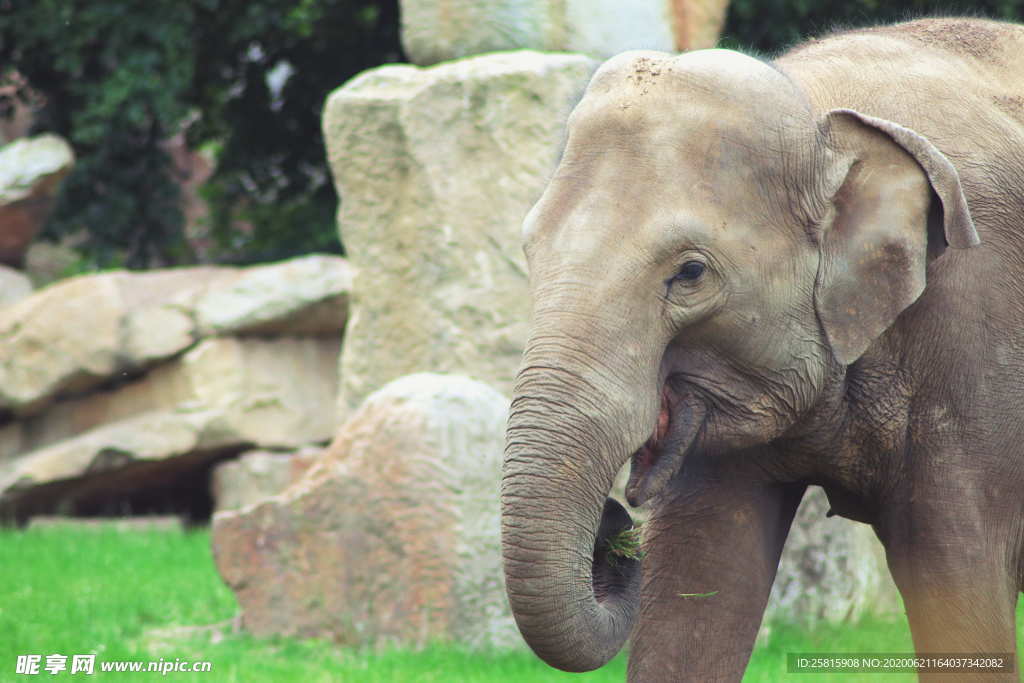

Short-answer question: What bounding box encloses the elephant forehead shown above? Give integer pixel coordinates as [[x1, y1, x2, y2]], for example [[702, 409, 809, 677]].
[[548, 116, 797, 247], [568, 90, 809, 203], [564, 101, 779, 192], [528, 53, 818, 264], [581, 48, 810, 130]]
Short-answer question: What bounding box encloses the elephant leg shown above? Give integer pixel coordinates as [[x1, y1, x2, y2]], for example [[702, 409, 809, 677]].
[[628, 459, 805, 682], [880, 496, 1019, 682]]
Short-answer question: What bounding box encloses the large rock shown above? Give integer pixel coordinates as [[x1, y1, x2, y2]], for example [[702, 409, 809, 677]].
[[0, 268, 229, 415], [0, 336, 339, 518], [212, 373, 519, 650], [0, 134, 74, 267], [193, 254, 353, 336], [171, 337, 340, 449], [210, 448, 320, 513], [399, 0, 729, 65], [0, 255, 351, 415], [1, 411, 214, 494], [9, 337, 340, 458], [765, 487, 902, 625], [324, 51, 597, 416], [0, 410, 219, 519]]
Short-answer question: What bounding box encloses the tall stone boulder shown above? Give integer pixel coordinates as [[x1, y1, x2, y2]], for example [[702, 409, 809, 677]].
[[399, 0, 730, 65], [212, 374, 519, 650], [324, 51, 597, 417], [765, 487, 902, 625], [0, 134, 74, 267]]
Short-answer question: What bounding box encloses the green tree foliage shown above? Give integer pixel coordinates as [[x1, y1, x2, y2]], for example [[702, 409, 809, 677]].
[[186, 0, 401, 263], [0, 0, 400, 268], [724, 0, 1024, 55], [5, 1, 1023, 269], [0, 1, 195, 268]]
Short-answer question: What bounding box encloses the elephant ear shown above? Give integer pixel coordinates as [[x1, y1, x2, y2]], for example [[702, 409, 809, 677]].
[[813, 108, 980, 365]]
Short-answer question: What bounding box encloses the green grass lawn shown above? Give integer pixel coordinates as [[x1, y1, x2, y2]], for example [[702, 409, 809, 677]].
[[0, 525, 1018, 681]]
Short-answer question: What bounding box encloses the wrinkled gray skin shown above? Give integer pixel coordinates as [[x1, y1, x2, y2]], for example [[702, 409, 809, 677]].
[[501, 18, 1024, 682]]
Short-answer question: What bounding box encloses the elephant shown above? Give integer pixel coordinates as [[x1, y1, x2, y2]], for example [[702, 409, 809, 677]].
[[500, 17, 1024, 682]]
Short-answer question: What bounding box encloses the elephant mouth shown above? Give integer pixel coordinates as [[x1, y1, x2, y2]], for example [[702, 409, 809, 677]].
[[625, 382, 706, 506]]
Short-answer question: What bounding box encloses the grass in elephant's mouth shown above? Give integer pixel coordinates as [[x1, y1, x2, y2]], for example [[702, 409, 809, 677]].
[[605, 526, 645, 563]]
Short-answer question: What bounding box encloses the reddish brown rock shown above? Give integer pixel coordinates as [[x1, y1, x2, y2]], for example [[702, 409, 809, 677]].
[[0, 134, 74, 267], [212, 373, 519, 649]]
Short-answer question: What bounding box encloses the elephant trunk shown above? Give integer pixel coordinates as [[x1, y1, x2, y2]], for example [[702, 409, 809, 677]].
[[501, 334, 658, 671]]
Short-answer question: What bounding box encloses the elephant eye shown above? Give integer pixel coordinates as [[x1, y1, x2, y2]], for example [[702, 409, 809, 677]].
[[674, 260, 705, 282]]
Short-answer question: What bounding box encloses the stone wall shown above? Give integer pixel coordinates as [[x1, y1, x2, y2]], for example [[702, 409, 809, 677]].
[[0, 255, 351, 521]]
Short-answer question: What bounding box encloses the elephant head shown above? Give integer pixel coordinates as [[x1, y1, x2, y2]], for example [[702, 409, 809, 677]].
[[501, 49, 978, 672]]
